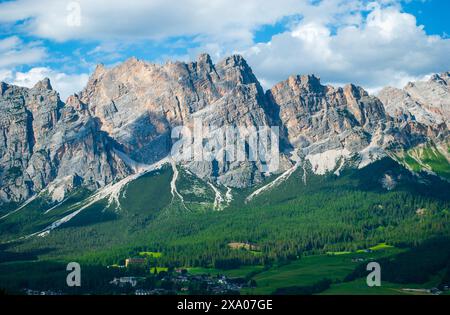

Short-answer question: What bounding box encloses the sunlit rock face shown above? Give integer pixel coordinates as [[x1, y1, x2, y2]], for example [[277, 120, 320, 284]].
[[0, 54, 448, 205], [79, 54, 274, 187], [268, 74, 387, 150], [0, 80, 130, 204], [378, 72, 450, 140]]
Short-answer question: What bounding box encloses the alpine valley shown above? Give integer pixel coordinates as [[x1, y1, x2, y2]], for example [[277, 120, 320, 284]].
[[0, 54, 449, 295]]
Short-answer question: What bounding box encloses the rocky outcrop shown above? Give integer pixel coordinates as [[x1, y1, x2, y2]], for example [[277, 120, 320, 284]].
[[268, 74, 387, 149], [378, 72, 450, 138], [0, 80, 130, 204], [267, 74, 392, 172]]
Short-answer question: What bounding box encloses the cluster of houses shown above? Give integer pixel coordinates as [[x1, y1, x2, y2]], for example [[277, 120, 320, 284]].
[[401, 287, 448, 295], [162, 273, 244, 295], [24, 289, 63, 295], [106, 257, 246, 295], [109, 276, 145, 287], [135, 289, 169, 295], [109, 273, 245, 295], [205, 275, 244, 294]]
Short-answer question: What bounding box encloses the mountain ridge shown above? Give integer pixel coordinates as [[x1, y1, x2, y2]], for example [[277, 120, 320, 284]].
[[0, 54, 449, 207]]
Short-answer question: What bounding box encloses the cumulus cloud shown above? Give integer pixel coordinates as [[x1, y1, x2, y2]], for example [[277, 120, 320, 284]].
[[0, 67, 89, 101], [0, 0, 448, 93], [243, 2, 450, 91], [0, 36, 47, 68], [0, 0, 308, 44], [0, 35, 87, 100]]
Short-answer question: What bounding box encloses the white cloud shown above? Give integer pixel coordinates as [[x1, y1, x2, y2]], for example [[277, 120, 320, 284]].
[[0, 0, 309, 44], [0, 0, 448, 93], [0, 67, 89, 100], [243, 2, 450, 91], [0, 35, 87, 100], [0, 36, 47, 68]]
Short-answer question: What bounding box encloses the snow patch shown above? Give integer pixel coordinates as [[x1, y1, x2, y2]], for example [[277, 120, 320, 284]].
[[170, 159, 189, 211], [306, 149, 351, 175], [208, 182, 225, 210], [225, 186, 233, 205]]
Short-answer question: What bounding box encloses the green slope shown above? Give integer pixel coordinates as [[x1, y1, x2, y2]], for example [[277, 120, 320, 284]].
[[0, 157, 449, 294], [394, 141, 450, 180]]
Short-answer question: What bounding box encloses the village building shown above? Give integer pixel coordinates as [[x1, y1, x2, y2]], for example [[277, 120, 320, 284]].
[[125, 258, 146, 268]]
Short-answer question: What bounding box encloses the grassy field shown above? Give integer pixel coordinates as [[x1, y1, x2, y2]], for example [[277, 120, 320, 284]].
[[150, 266, 169, 273], [397, 142, 450, 180], [139, 251, 162, 258], [327, 243, 394, 255], [321, 270, 446, 295], [241, 256, 353, 294], [363, 243, 394, 251], [187, 265, 265, 278], [321, 279, 414, 295], [242, 246, 402, 295]]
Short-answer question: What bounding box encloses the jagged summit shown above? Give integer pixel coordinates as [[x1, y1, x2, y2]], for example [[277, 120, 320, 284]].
[[274, 74, 324, 93], [197, 52, 214, 66], [429, 72, 449, 85], [379, 70, 450, 130], [33, 77, 53, 91]]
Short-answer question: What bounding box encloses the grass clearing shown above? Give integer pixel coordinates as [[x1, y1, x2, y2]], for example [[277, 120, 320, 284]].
[[139, 251, 162, 258], [187, 265, 265, 278], [242, 246, 401, 295], [150, 267, 168, 273]]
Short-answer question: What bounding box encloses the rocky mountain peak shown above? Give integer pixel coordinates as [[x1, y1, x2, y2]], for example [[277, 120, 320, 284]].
[[0, 81, 9, 95], [215, 54, 259, 86], [268, 72, 388, 157], [124, 56, 140, 65], [197, 53, 214, 66], [92, 63, 106, 78], [429, 72, 449, 85], [66, 94, 87, 112], [221, 54, 246, 67], [188, 53, 216, 76], [298, 74, 323, 91], [32, 77, 53, 91], [273, 74, 326, 97], [343, 83, 368, 99], [379, 71, 450, 130]]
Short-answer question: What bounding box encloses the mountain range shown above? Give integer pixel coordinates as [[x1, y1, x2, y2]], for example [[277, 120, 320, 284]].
[[0, 53, 449, 237], [1, 54, 450, 295]]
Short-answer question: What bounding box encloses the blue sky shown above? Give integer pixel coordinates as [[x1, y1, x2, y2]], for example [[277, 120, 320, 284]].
[[0, 0, 449, 99], [402, 0, 449, 36]]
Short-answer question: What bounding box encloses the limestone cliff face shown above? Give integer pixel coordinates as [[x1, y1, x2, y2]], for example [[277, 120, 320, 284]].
[[79, 54, 273, 187], [378, 72, 450, 141], [0, 80, 130, 204], [268, 75, 387, 150], [0, 54, 448, 205], [376, 73, 450, 175]]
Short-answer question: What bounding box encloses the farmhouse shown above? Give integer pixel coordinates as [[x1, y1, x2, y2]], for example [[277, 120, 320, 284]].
[[228, 242, 260, 251], [125, 258, 146, 268]]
